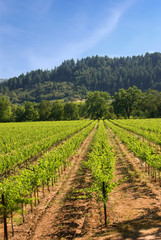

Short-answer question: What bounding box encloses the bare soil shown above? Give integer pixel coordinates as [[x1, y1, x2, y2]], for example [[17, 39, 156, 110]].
[[2, 125, 161, 240]]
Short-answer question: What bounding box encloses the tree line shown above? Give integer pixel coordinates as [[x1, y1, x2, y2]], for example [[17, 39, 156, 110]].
[[0, 86, 161, 122], [0, 52, 161, 103]]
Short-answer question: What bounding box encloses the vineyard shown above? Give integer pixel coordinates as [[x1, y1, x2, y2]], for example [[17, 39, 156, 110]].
[[0, 119, 161, 239]]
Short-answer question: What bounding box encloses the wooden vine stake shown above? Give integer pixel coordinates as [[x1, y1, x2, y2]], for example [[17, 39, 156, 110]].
[[11, 211, 14, 237], [2, 194, 8, 240], [102, 182, 107, 226], [21, 202, 25, 223]]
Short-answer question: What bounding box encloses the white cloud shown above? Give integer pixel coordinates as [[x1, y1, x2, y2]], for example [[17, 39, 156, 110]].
[[25, 0, 137, 70], [64, 0, 137, 58], [0, 0, 137, 77]]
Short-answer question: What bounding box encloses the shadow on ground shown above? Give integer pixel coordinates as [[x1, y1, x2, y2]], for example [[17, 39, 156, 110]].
[[94, 206, 161, 240], [50, 163, 93, 239]]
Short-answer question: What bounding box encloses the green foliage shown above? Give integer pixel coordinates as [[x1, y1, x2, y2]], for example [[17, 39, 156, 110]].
[[106, 120, 161, 171], [138, 90, 161, 118], [0, 86, 161, 122], [113, 86, 142, 119], [0, 120, 92, 174], [1, 53, 161, 103], [85, 92, 110, 119], [64, 102, 79, 120], [111, 118, 161, 145], [38, 100, 52, 121], [0, 96, 12, 122], [50, 101, 64, 120], [0, 120, 96, 223], [22, 102, 39, 121], [86, 120, 115, 202]]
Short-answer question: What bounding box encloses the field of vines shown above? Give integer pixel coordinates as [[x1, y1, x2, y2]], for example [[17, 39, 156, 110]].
[[0, 118, 161, 239], [108, 118, 161, 173]]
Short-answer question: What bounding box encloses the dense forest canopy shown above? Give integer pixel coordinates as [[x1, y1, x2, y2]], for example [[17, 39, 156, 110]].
[[0, 52, 161, 103]]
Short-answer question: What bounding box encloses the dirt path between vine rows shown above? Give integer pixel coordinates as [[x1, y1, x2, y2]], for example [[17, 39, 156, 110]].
[[101, 128, 161, 240], [9, 125, 99, 240], [5, 124, 161, 240]]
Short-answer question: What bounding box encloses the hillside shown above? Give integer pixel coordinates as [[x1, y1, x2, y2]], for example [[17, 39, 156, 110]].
[[0, 52, 161, 103], [0, 79, 7, 83]]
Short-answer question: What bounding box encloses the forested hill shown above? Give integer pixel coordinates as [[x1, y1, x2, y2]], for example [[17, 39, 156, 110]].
[[0, 79, 7, 83], [1, 52, 161, 103]]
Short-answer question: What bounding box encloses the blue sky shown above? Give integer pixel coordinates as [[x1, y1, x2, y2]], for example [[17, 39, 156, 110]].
[[1, 0, 161, 78]]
